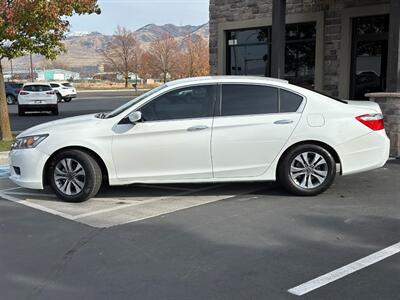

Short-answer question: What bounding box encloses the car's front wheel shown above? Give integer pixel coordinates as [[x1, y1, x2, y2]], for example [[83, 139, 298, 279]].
[[278, 144, 336, 196], [48, 150, 102, 202], [64, 97, 72, 102]]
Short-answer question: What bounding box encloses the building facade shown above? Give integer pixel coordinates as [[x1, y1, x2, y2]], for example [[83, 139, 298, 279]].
[[209, 0, 400, 99]]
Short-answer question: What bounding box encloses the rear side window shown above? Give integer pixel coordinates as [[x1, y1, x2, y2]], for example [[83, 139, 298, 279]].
[[50, 83, 60, 88], [62, 83, 73, 87], [23, 85, 52, 92], [221, 84, 279, 116], [280, 89, 303, 112]]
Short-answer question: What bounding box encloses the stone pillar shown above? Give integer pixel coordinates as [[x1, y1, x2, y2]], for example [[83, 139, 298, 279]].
[[366, 92, 400, 157]]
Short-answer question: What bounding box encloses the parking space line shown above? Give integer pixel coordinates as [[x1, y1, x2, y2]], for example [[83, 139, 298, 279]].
[[5, 191, 58, 198], [71, 184, 228, 220], [0, 191, 75, 219], [288, 242, 400, 296]]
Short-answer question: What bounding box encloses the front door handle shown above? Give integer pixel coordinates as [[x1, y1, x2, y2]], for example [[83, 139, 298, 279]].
[[187, 125, 208, 132], [274, 119, 294, 125]]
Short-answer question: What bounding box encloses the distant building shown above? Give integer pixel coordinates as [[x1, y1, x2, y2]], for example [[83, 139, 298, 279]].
[[36, 69, 80, 81]]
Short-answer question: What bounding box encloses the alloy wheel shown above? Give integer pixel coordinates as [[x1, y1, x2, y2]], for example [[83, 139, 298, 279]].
[[289, 151, 328, 189], [54, 158, 86, 195]]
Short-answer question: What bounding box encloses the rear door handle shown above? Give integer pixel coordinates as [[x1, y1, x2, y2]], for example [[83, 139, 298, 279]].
[[187, 125, 208, 132], [274, 119, 294, 125]]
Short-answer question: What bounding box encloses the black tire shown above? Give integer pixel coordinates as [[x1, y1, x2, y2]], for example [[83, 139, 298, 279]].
[[278, 144, 336, 196], [57, 93, 62, 102], [6, 95, 16, 105], [52, 105, 59, 116], [48, 150, 102, 202], [64, 97, 72, 102], [18, 105, 25, 116]]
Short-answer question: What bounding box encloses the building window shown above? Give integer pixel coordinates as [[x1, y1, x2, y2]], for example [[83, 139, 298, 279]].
[[226, 22, 316, 89], [285, 22, 316, 89], [226, 28, 271, 76], [350, 15, 389, 99]]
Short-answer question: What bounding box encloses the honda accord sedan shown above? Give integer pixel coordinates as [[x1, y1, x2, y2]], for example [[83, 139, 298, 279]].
[[9, 76, 390, 202]]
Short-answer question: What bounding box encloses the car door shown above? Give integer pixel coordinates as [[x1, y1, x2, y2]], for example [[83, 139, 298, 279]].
[[112, 84, 217, 182], [211, 84, 304, 178]]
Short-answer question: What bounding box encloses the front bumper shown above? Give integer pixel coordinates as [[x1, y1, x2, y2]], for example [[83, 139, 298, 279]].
[[63, 94, 77, 98], [9, 148, 49, 189]]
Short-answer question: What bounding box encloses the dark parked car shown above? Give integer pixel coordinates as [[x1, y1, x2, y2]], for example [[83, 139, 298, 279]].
[[4, 82, 23, 105]]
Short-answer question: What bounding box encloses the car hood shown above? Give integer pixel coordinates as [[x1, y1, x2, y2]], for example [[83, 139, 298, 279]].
[[18, 114, 100, 137]]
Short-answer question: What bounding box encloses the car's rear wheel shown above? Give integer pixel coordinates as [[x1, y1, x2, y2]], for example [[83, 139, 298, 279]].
[[57, 93, 62, 102], [278, 144, 336, 196], [6, 95, 16, 105], [52, 105, 59, 116], [48, 150, 102, 202], [18, 105, 25, 116]]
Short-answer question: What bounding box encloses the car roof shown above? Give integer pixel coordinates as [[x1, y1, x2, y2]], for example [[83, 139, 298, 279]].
[[23, 82, 51, 86], [166, 76, 289, 87]]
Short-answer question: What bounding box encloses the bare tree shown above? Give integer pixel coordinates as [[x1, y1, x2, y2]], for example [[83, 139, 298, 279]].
[[148, 34, 180, 83], [179, 34, 209, 78], [102, 26, 142, 88]]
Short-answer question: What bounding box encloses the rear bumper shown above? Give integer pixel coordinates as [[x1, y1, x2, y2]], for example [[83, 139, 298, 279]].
[[9, 148, 49, 189], [19, 104, 57, 111], [338, 130, 390, 176]]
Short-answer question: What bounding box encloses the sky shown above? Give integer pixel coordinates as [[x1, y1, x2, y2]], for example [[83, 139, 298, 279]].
[[68, 0, 209, 35]]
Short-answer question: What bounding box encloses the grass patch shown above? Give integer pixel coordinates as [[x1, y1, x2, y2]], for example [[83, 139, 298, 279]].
[[0, 136, 16, 152]]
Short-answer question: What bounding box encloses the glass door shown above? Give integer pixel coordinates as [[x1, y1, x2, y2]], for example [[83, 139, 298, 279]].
[[350, 15, 389, 100]]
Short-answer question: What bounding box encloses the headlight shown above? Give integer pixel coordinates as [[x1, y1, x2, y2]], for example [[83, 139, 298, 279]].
[[11, 134, 49, 149]]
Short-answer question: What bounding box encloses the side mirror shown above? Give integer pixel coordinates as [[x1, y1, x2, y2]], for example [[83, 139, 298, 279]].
[[128, 111, 142, 124]]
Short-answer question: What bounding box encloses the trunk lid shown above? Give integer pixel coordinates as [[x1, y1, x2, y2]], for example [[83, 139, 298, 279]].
[[346, 100, 382, 113]]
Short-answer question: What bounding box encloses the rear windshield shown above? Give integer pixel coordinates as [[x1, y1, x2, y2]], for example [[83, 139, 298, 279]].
[[23, 85, 52, 92], [61, 83, 73, 87]]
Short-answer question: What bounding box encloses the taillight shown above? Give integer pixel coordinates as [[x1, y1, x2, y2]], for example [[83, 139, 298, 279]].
[[356, 113, 384, 131], [46, 90, 55, 94], [19, 91, 29, 95]]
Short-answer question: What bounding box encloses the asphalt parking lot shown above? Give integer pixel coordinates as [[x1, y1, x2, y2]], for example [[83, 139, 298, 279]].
[[1, 160, 399, 299]]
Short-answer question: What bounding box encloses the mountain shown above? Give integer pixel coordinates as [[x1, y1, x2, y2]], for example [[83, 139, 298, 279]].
[[5, 23, 209, 75]]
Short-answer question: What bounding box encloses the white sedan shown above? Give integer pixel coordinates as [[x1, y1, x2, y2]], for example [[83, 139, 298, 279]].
[[9, 76, 390, 202]]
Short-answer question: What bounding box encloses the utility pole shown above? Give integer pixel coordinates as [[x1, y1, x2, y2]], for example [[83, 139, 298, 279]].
[[29, 53, 34, 82], [10, 59, 13, 81]]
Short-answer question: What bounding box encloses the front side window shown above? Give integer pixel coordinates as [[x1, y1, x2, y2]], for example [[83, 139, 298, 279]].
[[140, 85, 216, 121], [221, 84, 279, 116]]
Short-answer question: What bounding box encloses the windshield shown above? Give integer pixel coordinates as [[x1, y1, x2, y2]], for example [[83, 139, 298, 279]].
[[106, 85, 167, 118]]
